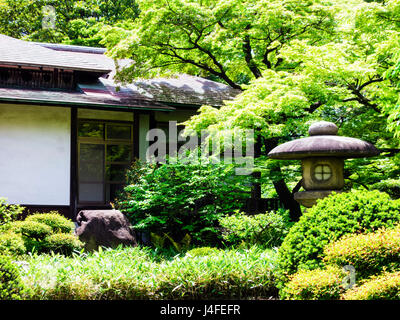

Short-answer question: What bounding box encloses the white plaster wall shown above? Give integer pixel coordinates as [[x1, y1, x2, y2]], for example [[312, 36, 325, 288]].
[[0, 104, 71, 205]]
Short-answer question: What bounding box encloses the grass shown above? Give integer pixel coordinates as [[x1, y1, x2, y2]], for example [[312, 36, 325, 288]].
[[19, 245, 278, 300]]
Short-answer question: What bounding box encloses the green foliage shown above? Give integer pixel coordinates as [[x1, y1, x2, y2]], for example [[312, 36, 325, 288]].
[[22, 246, 278, 300], [0, 254, 25, 300], [277, 190, 400, 280], [11, 221, 53, 252], [104, 0, 335, 87], [43, 233, 83, 256], [163, 233, 191, 253], [281, 266, 345, 300], [324, 225, 400, 280], [1, 212, 80, 256], [15, 221, 53, 241], [26, 212, 75, 234], [0, 232, 25, 256], [150, 232, 192, 253], [219, 209, 291, 248], [117, 161, 250, 246], [371, 179, 400, 199], [343, 271, 400, 300], [185, 247, 221, 257], [0, 0, 139, 45], [164, 0, 400, 216], [0, 198, 24, 225], [344, 156, 400, 196], [281, 222, 400, 299]]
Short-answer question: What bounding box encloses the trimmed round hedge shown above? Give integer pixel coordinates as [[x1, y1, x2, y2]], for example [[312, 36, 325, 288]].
[[0, 232, 25, 256], [343, 271, 400, 300], [281, 266, 345, 300], [324, 225, 400, 280], [25, 212, 75, 234], [43, 233, 83, 255], [277, 190, 400, 280], [1, 212, 80, 256]]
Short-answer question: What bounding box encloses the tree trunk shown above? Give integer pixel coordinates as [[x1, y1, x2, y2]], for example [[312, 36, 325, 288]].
[[251, 135, 262, 200], [273, 178, 302, 222], [264, 137, 302, 222]]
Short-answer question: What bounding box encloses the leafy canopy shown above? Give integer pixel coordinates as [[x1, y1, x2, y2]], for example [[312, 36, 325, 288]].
[[0, 0, 139, 46], [103, 0, 336, 88]]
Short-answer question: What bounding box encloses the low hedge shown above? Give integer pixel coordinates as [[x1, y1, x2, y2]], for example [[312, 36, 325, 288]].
[[26, 213, 75, 234], [0, 212, 80, 256], [281, 266, 346, 300], [43, 233, 83, 255], [324, 226, 400, 279], [344, 271, 400, 300], [10, 221, 53, 241]]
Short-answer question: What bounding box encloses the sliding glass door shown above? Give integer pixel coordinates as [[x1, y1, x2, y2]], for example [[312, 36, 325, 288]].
[[77, 120, 133, 205]]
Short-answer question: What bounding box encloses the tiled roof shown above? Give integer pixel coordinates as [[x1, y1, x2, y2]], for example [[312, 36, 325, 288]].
[[127, 74, 241, 107], [33, 43, 240, 107], [0, 35, 111, 73], [0, 78, 174, 111], [0, 35, 240, 108]]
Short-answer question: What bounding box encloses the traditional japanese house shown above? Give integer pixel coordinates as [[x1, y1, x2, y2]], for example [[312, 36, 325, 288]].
[[0, 34, 239, 219]]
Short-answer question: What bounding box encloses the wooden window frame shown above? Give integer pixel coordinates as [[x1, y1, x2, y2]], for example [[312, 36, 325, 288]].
[[77, 119, 134, 206]]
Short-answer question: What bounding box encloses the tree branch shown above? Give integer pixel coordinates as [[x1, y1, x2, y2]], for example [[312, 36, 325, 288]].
[[243, 26, 263, 78], [160, 48, 242, 90]]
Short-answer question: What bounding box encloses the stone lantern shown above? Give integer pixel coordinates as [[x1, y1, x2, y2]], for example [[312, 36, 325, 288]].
[[268, 121, 379, 208]]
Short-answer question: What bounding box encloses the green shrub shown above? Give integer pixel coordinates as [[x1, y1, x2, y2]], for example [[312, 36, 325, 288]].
[[26, 212, 74, 234], [0, 198, 24, 225], [0, 232, 25, 257], [117, 161, 251, 246], [371, 179, 400, 199], [277, 190, 400, 280], [343, 271, 400, 300], [2, 216, 80, 256], [324, 225, 400, 280], [43, 233, 83, 255], [14, 221, 53, 241], [185, 247, 221, 257], [219, 210, 290, 248], [7, 221, 52, 252], [281, 266, 346, 300], [0, 255, 25, 299]]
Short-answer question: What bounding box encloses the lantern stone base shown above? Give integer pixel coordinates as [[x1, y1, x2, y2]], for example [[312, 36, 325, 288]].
[[294, 190, 342, 208]]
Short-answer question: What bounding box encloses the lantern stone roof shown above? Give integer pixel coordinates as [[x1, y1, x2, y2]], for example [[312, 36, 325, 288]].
[[268, 121, 380, 159]]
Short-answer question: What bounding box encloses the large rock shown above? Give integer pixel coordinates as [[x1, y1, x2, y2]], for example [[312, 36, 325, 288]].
[[75, 210, 137, 251]]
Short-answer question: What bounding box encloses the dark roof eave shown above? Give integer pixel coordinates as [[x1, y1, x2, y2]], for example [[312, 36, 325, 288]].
[[161, 101, 224, 109], [0, 96, 175, 112], [0, 61, 112, 74]]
